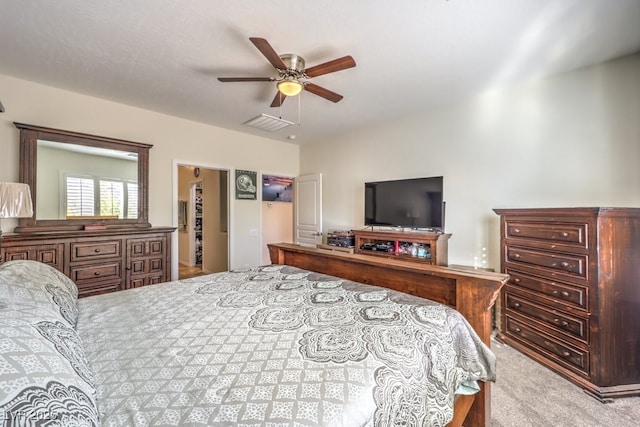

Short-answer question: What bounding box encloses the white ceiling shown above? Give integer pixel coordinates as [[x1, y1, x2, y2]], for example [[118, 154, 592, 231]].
[[1, 0, 639, 145]]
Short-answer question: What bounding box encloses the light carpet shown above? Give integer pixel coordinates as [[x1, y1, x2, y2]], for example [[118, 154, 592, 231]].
[[491, 339, 640, 426]]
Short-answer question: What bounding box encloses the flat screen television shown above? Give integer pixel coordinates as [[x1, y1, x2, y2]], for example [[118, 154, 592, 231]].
[[364, 176, 444, 230]]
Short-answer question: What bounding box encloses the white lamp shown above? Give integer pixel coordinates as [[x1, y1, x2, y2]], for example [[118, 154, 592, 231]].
[[0, 182, 34, 235]]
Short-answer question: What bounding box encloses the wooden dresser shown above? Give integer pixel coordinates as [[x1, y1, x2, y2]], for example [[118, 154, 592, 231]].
[[494, 208, 640, 401], [0, 227, 174, 298]]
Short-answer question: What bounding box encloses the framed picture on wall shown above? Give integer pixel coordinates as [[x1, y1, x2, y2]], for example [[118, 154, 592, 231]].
[[235, 169, 257, 200]]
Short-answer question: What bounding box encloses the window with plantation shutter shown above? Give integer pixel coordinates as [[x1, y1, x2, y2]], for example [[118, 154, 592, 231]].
[[127, 182, 138, 218], [99, 179, 124, 217], [66, 176, 95, 217], [64, 174, 137, 219]]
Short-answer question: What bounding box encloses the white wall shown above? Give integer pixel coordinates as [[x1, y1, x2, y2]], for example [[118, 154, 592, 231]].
[[301, 53, 640, 270], [261, 201, 293, 264], [0, 74, 300, 273]]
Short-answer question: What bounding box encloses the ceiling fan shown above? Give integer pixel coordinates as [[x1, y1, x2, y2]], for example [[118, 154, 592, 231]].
[[218, 37, 356, 107]]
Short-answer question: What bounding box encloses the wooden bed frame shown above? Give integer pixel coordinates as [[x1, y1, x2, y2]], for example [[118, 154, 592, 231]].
[[268, 243, 508, 427]]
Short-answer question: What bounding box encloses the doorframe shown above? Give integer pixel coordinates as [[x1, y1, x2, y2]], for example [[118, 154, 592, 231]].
[[172, 160, 232, 281]]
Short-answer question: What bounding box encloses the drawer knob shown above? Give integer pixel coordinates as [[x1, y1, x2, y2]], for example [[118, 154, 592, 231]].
[[560, 261, 570, 268], [562, 351, 571, 358], [94, 271, 100, 276], [94, 248, 101, 253], [561, 291, 570, 297], [514, 302, 521, 308], [561, 232, 569, 237], [513, 228, 520, 234], [514, 327, 521, 333], [553, 318, 569, 327], [513, 253, 521, 259], [513, 278, 521, 283]]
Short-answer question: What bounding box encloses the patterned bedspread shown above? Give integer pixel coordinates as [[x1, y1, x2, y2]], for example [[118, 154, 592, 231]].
[[76, 265, 496, 426]]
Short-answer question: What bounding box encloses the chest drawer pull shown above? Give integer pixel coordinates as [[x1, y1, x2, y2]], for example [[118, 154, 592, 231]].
[[553, 318, 570, 327], [514, 302, 521, 308], [562, 351, 571, 358], [94, 248, 101, 253], [561, 232, 569, 237], [94, 271, 100, 276], [514, 277, 521, 283], [552, 261, 571, 268], [513, 228, 520, 233], [513, 253, 521, 259]]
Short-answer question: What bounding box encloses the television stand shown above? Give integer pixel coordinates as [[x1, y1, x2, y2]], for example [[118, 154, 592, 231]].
[[353, 229, 451, 266]]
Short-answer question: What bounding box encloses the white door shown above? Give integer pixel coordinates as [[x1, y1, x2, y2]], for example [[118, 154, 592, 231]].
[[294, 173, 322, 247]]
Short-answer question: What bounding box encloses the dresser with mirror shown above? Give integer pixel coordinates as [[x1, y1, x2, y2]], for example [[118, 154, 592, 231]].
[[0, 123, 175, 297]]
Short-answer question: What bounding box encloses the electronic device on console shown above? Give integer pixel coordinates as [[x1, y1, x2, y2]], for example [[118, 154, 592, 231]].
[[360, 242, 393, 252], [327, 230, 355, 248]]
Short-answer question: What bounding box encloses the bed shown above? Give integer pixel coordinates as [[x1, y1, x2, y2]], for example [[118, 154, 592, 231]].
[[0, 255, 505, 426]]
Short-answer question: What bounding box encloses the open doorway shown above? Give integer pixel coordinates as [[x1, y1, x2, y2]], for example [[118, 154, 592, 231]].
[[177, 165, 229, 279], [261, 174, 294, 264]]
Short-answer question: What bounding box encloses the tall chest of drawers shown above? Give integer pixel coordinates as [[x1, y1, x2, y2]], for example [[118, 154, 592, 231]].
[[494, 208, 640, 401], [0, 227, 175, 298]]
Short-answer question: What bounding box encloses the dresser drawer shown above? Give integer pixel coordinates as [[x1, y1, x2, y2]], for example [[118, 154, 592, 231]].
[[505, 220, 588, 249], [505, 293, 588, 342], [70, 262, 121, 283], [505, 245, 587, 279], [76, 280, 120, 298], [506, 268, 588, 310], [504, 315, 589, 375], [71, 240, 121, 261]]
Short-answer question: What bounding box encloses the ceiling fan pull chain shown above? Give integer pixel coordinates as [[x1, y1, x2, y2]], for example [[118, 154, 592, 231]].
[[297, 91, 301, 126]]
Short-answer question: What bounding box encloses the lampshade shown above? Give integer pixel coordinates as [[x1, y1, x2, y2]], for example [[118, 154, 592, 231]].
[[277, 78, 303, 97], [0, 182, 34, 219]]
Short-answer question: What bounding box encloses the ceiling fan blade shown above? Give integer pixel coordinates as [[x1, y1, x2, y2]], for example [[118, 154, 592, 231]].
[[270, 91, 287, 108], [304, 55, 356, 78], [217, 77, 274, 82], [304, 83, 344, 103], [250, 37, 288, 70]]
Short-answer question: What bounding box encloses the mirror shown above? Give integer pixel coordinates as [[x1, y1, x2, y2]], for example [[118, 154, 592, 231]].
[[15, 122, 152, 232]]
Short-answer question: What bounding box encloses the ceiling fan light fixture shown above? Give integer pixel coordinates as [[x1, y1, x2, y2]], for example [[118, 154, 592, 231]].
[[277, 78, 303, 97]]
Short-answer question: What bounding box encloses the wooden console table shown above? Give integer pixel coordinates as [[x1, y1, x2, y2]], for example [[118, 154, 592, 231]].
[[268, 243, 508, 427], [353, 229, 451, 265]]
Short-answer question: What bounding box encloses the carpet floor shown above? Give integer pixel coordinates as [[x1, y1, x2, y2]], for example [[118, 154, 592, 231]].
[[491, 339, 640, 426]]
